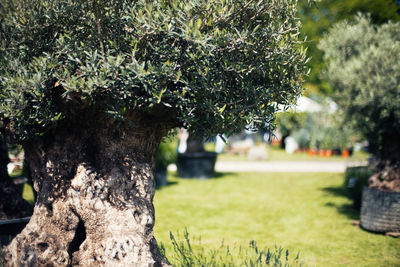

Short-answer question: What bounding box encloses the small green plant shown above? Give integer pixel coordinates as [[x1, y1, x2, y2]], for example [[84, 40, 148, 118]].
[[161, 230, 304, 267], [156, 139, 177, 170]]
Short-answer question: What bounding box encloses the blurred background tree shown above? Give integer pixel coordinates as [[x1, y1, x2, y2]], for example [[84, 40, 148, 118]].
[[298, 0, 400, 95], [319, 14, 400, 191]]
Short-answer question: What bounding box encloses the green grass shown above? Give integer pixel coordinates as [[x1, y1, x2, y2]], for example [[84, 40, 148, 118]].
[[22, 183, 35, 204], [154, 172, 400, 267], [18, 169, 397, 266]]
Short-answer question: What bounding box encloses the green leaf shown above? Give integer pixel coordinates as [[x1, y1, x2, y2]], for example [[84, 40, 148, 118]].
[[219, 104, 227, 113], [196, 18, 202, 29]]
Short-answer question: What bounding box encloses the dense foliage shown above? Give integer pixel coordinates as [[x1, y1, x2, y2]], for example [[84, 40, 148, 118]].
[[298, 0, 400, 94], [277, 109, 354, 150], [319, 14, 400, 161], [0, 0, 307, 140], [276, 111, 307, 139]]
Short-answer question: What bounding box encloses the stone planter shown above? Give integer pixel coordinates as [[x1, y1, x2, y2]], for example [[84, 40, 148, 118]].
[[360, 186, 400, 233], [155, 167, 167, 188], [0, 217, 30, 246], [177, 152, 217, 178]]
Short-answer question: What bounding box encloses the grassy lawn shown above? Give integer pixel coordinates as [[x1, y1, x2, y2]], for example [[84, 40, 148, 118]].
[[154, 172, 399, 266], [17, 170, 398, 266]]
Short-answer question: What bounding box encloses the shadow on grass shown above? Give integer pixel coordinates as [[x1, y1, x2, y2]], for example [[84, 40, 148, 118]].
[[212, 172, 238, 179], [156, 180, 179, 190], [156, 172, 236, 190], [322, 186, 360, 220], [174, 172, 238, 180]]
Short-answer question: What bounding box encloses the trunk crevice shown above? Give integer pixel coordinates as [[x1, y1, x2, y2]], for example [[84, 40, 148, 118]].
[[68, 216, 87, 259]]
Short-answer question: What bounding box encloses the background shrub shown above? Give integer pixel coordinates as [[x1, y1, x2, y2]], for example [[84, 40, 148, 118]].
[[344, 166, 373, 210]]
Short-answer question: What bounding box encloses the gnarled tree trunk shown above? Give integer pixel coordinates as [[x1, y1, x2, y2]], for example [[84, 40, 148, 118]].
[[1, 114, 171, 266], [0, 137, 33, 220]]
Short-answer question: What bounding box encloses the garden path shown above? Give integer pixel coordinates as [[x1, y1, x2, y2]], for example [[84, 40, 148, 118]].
[[215, 161, 347, 173], [169, 160, 367, 173]]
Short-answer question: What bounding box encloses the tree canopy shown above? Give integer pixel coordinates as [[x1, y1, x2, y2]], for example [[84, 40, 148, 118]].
[[298, 0, 400, 94], [318, 14, 400, 161], [0, 0, 307, 140]]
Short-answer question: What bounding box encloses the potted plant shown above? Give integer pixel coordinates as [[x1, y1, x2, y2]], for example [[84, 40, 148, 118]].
[[177, 134, 218, 178], [320, 15, 400, 234], [321, 127, 337, 157]]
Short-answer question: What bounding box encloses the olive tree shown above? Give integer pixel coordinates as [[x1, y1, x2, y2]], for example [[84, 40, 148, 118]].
[[0, 0, 306, 265], [319, 14, 400, 191]]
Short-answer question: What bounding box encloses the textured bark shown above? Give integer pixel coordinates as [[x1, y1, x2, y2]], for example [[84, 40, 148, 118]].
[[1, 114, 171, 266], [0, 137, 33, 220]]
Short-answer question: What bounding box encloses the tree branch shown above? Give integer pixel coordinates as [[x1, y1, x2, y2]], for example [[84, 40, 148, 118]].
[[92, 0, 105, 56]]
